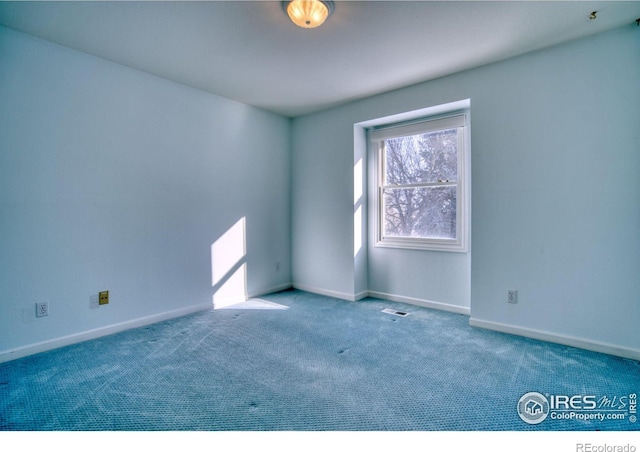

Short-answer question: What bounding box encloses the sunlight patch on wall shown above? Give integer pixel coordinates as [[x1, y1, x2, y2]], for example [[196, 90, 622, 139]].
[[354, 158, 364, 257], [354, 158, 363, 204], [211, 217, 247, 309], [354, 205, 363, 257], [213, 264, 247, 309]]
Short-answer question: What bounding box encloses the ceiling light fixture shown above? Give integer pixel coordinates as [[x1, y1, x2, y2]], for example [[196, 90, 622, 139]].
[[282, 0, 334, 29]]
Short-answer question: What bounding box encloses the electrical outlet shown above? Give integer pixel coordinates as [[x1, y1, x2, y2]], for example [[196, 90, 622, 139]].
[[507, 290, 518, 304], [99, 290, 109, 305], [36, 302, 49, 317]]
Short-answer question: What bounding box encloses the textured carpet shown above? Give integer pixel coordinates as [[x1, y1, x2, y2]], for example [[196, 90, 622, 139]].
[[1, 289, 638, 431]]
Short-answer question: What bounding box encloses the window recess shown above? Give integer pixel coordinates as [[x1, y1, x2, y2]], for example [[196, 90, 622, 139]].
[[370, 111, 469, 252]]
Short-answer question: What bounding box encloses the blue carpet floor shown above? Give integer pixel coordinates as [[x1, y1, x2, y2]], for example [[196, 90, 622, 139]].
[[1, 289, 638, 431]]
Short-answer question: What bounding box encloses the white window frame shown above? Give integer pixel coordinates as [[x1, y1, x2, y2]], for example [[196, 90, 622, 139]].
[[370, 109, 470, 252]]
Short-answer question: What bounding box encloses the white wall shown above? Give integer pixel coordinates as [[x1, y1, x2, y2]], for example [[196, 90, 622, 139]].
[[291, 24, 639, 358], [0, 27, 291, 360], [468, 25, 640, 359], [291, 113, 358, 299]]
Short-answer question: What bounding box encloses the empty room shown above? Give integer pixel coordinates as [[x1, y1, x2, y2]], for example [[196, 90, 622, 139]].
[[1, 0, 639, 443]]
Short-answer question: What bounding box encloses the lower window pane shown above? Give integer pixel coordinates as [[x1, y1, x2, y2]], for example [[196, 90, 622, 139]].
[[383, 186, 457, 239]]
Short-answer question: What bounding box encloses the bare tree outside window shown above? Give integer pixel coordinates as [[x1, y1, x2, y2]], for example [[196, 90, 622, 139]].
[[382, 129, 458, 240]]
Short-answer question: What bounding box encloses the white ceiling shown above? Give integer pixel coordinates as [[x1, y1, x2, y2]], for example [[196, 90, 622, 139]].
[[1, 1, 639, 117]]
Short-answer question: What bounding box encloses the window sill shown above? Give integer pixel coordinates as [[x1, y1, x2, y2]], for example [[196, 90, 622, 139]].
[[375, 237, 468, 253]]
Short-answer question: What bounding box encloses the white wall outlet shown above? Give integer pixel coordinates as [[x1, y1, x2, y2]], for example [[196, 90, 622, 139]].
[[507, 290, 518, 304], [36, 301, 49, 317]]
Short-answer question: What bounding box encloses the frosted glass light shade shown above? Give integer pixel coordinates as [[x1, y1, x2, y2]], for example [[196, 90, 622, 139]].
[[284, 0, 334, 29]]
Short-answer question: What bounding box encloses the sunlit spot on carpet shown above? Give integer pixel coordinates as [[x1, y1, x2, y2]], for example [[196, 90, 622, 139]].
[[215, 298, 289, 310]]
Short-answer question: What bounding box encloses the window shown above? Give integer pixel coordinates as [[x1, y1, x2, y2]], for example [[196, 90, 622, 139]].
[[370, 111, 469, 252]]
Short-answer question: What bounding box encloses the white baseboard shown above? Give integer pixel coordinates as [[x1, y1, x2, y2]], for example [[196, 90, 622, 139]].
[[247, 283, 293, 299], [367, 290, 471, 316], [353, 290, 369, 301], [469, 317, 640, 361], [0, 302, 213, 364], [291, 284, 470, 315], [291, 283, 359, 301]]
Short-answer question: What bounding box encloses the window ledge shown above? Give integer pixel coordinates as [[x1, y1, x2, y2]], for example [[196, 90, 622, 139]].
[[375, 237, 468, 253]]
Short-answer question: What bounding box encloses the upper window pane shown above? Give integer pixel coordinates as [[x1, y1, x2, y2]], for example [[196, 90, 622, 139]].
[[384, 128, 458, 185]]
